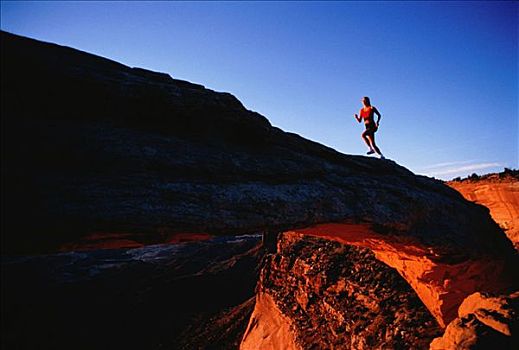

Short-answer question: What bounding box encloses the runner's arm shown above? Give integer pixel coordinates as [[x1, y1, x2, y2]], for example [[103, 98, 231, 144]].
[[354, 110, 362, 123], [373, 107, 382, 126]]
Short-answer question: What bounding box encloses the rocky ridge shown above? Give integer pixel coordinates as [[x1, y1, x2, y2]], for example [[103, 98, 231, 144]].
[[2, 30, 514, 260]]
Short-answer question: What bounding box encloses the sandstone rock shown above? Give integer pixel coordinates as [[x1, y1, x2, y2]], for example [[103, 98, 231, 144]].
[[291, 223, 516, 327], [430, 291, 519, 349], [429, 314, 510, 349], [2, 30, 515, 262], [448, 174, 519, 251], [457, 291, 518, 336], [177, 296, 257, 350], [240, 292, 301, 350], [241, 233, 442, 349]]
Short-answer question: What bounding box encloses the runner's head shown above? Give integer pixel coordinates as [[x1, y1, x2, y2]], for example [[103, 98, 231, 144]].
[[362, 96, 371, 107]]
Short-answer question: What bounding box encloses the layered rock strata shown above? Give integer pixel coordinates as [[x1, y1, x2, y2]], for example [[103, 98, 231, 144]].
[[448, 173, 519, 251]]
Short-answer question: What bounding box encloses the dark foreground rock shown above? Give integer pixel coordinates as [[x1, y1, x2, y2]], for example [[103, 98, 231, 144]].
[[1, 235, 264, 350]]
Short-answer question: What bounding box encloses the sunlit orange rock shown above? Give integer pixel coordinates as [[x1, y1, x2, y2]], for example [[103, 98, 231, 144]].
[[430, 291, 519, 349], [241, 292, 301, 350], [448, 173, 519, 250], [292, 223, 515, 328], [241, 233, 442, 349], [457, 291, 518, 336]]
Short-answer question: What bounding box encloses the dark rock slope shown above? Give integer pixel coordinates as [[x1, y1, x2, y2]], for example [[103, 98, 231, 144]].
[[0, 30, 515, 262]]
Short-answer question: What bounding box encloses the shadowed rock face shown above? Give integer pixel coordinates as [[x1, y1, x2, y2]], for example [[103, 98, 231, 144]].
[[1, 235, 264, 350]]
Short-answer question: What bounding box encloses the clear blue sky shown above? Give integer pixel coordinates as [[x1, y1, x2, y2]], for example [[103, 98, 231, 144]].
[[1, 1, 517, 180]]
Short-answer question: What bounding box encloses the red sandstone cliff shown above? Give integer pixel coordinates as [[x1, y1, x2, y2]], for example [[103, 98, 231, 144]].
[[448, 172, 519, 251]]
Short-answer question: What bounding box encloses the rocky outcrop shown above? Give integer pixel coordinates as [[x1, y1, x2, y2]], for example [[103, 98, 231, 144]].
[[430, 291, 519, 349], [241, 233, 442, 349], [178, 296, 257, 350], [1, 30, 515, 259], [291, 223, 515, 328], [242, 233, 519, 349], [241, 292, 301, 350], [448, 172, 519, 251]]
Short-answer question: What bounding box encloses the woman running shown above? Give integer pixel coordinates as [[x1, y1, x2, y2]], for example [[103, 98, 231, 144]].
[[354, 96, 384, 158]]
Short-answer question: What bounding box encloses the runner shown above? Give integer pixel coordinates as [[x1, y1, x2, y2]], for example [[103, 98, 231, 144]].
[[354, 96, 384, 158]]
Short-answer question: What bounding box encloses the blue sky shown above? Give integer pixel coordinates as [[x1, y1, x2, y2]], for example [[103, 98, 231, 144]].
[[1, 1, 517, 179]]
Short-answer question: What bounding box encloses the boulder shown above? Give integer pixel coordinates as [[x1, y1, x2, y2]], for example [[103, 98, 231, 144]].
[[430, 291, 519, 349]]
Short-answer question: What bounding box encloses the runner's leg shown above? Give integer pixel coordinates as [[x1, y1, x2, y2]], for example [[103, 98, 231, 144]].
[[367, 134, 382, 155], [362, 130, 374, 151]]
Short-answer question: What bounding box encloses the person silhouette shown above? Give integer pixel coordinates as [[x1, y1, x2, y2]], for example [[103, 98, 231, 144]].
[[354, 96, 384, 158]]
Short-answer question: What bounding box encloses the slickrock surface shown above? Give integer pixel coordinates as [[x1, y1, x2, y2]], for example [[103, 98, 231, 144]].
[[448, 172, 519, 251], [58, 231, 214, 251], [242, 232, 442, 349], [430, 291, 519, 349]]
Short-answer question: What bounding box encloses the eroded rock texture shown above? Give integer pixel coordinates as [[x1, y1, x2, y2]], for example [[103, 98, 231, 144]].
[[241, 233, 442, 349], [448, 173, 519, 251], [430, 291, 519, 349], [292, 223, 514, 328]]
